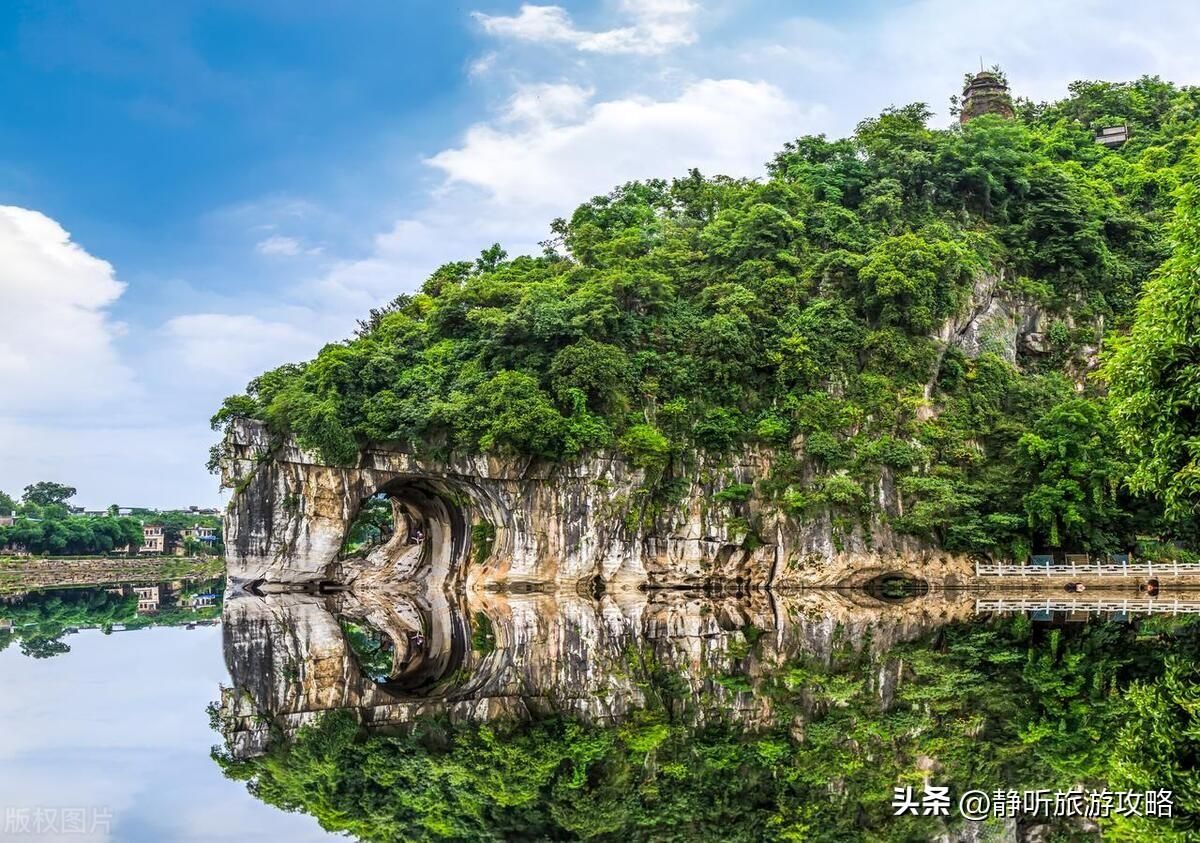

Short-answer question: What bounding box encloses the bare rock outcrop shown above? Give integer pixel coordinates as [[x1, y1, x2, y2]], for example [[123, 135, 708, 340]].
[[221, 419, 971, 589]]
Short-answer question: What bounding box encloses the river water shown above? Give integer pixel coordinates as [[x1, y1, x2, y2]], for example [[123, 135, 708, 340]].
[[0, 583, 336, 842], [0, 580, 1195, 841]]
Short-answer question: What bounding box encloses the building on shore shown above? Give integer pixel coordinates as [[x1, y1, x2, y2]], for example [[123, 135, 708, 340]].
[[187, 506, 222, 517], [140, 525, 165, 554], [133, 585, 163, 614], [182, 525, 219, 546]]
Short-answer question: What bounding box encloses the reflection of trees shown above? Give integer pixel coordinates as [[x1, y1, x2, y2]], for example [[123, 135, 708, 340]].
[[339, 620, 396, 682], [215, 614, 1200, 840], [1111, 655, 1200, 836], [19, 636, 71, 659], [0, 580, 226, 659]]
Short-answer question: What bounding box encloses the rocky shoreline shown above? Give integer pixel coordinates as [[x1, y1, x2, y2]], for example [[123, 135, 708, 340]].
[[0, 555, 223, 593]]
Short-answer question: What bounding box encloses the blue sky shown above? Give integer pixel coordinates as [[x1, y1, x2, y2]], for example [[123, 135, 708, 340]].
[[2, 0, 1199, 508]]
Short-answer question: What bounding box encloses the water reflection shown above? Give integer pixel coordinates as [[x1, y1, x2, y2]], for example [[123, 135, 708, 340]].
[[0, 580, 335, 842], [0, 578, 224, 659], [977, 594, 1200, 618], [214, 584, 1200, 840], [217, 585, 979, 755]]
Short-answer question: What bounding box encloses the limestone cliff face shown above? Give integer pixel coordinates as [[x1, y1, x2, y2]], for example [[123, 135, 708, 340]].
[[933, 271, 1101, 382], [219, 271, 1104, 590], [218, 586, 976, 758], [221, 419, 972, 589]]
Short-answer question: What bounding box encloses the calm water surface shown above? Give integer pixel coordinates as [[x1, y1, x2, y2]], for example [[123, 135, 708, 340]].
[[0, 616, 336, 842], [2, 582, 1197, 841]]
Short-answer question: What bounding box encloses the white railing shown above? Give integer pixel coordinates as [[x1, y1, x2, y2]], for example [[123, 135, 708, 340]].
[[976, 597, 1200, 615], [974, 560, 1197, 578]]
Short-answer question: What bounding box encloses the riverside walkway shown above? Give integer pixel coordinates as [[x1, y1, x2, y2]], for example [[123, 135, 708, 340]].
[[975, 558, 1199, 578], [0, 556, 222, 593], [977, 596, 1200, 616]]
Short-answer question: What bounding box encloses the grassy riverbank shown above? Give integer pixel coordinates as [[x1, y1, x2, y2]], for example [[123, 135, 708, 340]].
[[0, 556, 225, 593]]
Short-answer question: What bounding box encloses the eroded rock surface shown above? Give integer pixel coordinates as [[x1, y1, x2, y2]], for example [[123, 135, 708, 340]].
[[219, 586, 976, 758], [221, 419, 972, 589]]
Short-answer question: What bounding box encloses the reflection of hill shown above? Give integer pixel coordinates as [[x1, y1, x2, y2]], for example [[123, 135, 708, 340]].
[[218, 585, 977, 758], [216, 586, 1200, 842]]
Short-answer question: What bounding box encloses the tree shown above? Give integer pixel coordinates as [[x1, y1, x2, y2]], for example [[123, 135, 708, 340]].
[[859, 232, 977, 334], [1017, 399, 1127, 549], [1111, 655, 1200, 828], [206, 79, 1200, 558], [21, 482, 77, 507], [0, 491, 15, 516], [1103, 180, 1200, 521], [549, 339, 631, 414], [472, 371, 566, 458]]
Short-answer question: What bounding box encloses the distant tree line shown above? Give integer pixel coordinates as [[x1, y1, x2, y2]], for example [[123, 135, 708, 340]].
[[0, 481, 222, 557]]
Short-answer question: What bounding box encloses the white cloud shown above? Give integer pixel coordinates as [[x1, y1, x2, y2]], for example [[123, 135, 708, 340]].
[[282, 77, 824, 337], [0, 206, 136, 413], [468, 50, 498, 77], [475, 5, 577, 44], [255, 234, 301, 255], [255, 234, 323, 257], [162, 313, 322, 384], [502, 82, 594, 126], [474, 0, 699, 55], [427, 78, 816, 208]]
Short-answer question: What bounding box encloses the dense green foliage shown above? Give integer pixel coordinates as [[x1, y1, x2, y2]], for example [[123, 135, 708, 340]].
[[214, 76, 1200, 557], [0, 482, 223, 556], [1103, 181, 1200, 522], [0, 484, 145, 555], [342, 494, 396, 554], [0, 513, 146, 556], [19, 482, 77, 508], [0, 580, 224, 658], [339, 619, 396, 682], [217, 613, 1200, 841]]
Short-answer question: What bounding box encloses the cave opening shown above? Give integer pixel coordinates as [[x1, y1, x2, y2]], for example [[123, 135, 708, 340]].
[[339, 478, 477, 589], [342, 492, 398, 556], [334, 590, 472, 696], [328, 479, 486, 695], [861, 572, 931, 603]]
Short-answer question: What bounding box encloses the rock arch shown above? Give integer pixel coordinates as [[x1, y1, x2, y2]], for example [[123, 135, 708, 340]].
[[221, 419, 976, 589], [330, 586, 471, 695], [220, 419, 660, 589], [345, 478, 478, 591], [221, 420, 513, 587]]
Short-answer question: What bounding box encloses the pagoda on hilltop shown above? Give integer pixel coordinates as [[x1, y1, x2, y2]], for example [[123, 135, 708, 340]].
[[959, 68, 1015, 123]]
